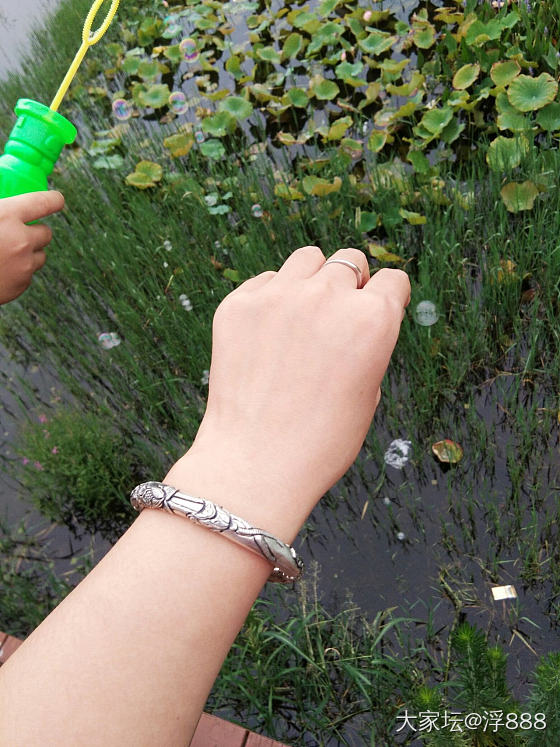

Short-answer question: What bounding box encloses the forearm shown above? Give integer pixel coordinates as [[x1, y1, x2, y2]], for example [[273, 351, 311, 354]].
[[0, 448, 310, 746]]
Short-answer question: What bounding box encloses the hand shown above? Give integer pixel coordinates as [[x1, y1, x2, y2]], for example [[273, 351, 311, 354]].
[[0, 191, 65, 304], [168, 246, 410, 539]]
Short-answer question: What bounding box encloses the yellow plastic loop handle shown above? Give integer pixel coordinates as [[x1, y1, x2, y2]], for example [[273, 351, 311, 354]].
[[50, 0, 120, 112]]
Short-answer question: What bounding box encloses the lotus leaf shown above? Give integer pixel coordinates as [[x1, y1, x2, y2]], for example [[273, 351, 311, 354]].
[[319, 0, 341, 15], [368, 131, 387, 153], [256, 46, 281, 64], [199, 139, 226, 159], [163, 133, 194, 157], [367, 243, 404, 263], [93, 155, 124, 170], [399, 208, 426, 225], [500, 181, 539, 212], [327, 116, 352, 140], [302, 176, 342, 196], [282, 33, 303, 59], [219, 96, 253, 119], [358, 32, 395, 56], [225, 55, 242, 78], [138, 84, 171, 109], [496, 110, 529, 133], [223, 269, 240, 282], [311, 78, 340, 100], [441, 117, 465, 144], [408, 151, 430, 174], [508, 74, 558, 112], [536, 103, 560, 132], [126, 160, 163, 189], [486, 135, 528, 172], [274, 183, 304, 200], [163, 45, 182, 64], [138, 61, 160, 81], [358, 211, 378, 232], [453, 63, 480, 90], [123, 56, 140, 75], [202, 111, 236, 136], [286, 88, 309, 108], [412, 22, 435, 50], [420, 107, 453, 135], [490, 60, 520, 87]]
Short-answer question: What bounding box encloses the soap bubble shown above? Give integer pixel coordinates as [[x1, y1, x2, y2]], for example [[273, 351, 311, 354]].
[[163, 239, 172, 251], [396, 531, 406, 541], [112, 99, 132, 121], [413, 300, 438, 326], [180, 38, 199, 62], [98, 332, 121, 350], [194, 129, 205, 143], [179, 294, 193, 311], [201, 369, 210, 386], [251, 203, 263, 218], [169, 91, 188, 115], [383, 496, 391, 506]]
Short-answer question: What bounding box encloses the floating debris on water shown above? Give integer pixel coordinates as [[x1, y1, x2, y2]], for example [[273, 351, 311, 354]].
[[432, 439, 464, 464], [384, 439, 412, 469], [413, 300, 438, 326], [491, 585, 517, 601], [97, 332, 121, 349]]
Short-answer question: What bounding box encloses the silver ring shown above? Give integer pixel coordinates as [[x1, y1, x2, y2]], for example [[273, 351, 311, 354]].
[[324, 258, 363, 288]]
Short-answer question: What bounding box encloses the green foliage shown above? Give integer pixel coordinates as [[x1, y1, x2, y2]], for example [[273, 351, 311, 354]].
[[14, 408, 157, 541]]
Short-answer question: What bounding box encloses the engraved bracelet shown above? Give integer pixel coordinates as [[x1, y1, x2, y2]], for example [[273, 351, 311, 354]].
[[130, 482, 304, 583]]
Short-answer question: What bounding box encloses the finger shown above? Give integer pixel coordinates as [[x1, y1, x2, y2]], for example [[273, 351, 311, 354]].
[[316, 247, 370, 289], [0, 190, 65, 223], [24, 223, 53, 252], [363, 268, 411, 310], [239, 270, 276, 293], [275, 245, 325, 281], [32, 250, 47, 272]]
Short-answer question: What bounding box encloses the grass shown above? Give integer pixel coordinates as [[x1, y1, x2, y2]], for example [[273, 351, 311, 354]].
[[0, 0, 559, 744]]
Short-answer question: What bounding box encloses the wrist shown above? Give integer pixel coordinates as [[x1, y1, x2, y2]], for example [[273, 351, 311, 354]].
[[164, 443, 319, 544]]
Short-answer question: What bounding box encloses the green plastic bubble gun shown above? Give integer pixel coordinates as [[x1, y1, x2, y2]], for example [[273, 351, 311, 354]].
[[0, 0, 120, 199]]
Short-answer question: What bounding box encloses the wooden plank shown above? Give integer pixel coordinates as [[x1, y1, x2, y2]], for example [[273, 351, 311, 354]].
[[191, 712, 248, 747], [0, 632, 23, 665]]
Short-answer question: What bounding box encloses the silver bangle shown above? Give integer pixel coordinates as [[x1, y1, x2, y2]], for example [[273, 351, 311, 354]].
[[130, 481, 303, 583]]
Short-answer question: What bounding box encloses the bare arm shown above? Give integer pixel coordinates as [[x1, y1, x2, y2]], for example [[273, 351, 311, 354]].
[[0, 246, 410, 746]]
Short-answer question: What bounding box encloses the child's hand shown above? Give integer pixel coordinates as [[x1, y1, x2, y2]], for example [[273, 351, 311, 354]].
[[0, 191, 65, 305]]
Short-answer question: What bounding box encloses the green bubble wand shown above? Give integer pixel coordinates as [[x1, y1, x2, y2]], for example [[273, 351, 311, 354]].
[[0, 0, 120, 199]]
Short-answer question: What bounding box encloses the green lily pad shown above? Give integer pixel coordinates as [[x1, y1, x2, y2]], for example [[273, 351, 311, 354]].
[[500, 181, 539, 212], [286, 87, 309, 108], [432, 439, 463, 464], [486, 135, 528, 172], [282, 32, 303, 59], [256, 46, 281, 64], [419, 107, 453, 135], [126, 160, 163, 189], [357, 210, 378, 232], [368, 130, 387, 153], [219, 96, 254, 120], [412, 22, 436, 50], [123, 56, 140, 75], [358, 31, 395, 56], [163, 132, 194, 157], [163, 44, 183, 64], [536, 102, 560, 132], [367, 242, 404, 263], [399, 208, 426, 225], [201, 111, 236, 136], [453, 63, 480, 90], [302, 175, 342, 196], [507, 73, 558, 112], [408, 150, 431, 174], [93, 154, 124, 170], [138, 60, 160, 80], [327, 116, 352, 141], [199, 139, 226, 159], [311, 78, 340, 101], [138, 83, 171, 109], [497, 110, 529, 133], [490, 60, 520, 87]]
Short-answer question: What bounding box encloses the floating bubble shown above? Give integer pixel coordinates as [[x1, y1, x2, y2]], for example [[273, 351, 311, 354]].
[[194, 129, 205, 143], [396, 531, 406, 541], [384, 439, 412, 470], [383, 496, 391, 506], [179, 294, 193, 311], [251, 203, 263, 218], [201, 369, 210, 386], [97, 332, 121, 350], [413, 300, 438, 326], [163, 239, 172, 251], [363, 10, 373, 22], [169, 91, 188, 115], [112, 98, 132, 121], [180, 38, 199, 62]]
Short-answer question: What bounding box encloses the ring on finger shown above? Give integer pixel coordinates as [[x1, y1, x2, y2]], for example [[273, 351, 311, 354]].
[[324, 258, 363, 288]]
